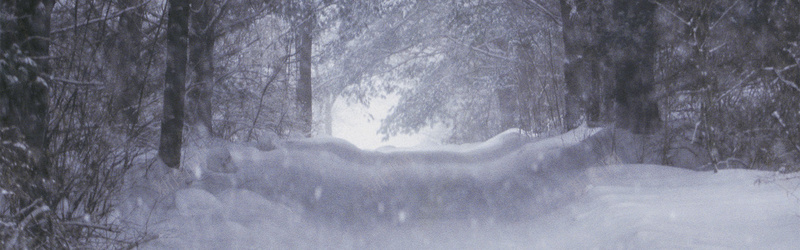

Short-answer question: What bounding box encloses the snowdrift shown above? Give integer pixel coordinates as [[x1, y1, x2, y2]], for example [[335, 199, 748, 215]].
[[120, 127, 800, 249], [215, 127, 602, 223]]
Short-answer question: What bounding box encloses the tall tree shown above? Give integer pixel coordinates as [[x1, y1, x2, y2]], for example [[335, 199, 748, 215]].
[[559, 0, 588, 131], [559, 0, 613, 130], [559, 0, 660, 133], [608, 0, 660, 134], [159, 0, 190, 168], [295, 1, 315, 135]]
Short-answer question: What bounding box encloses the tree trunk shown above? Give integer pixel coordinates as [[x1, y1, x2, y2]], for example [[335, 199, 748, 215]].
[[496, 85, 517, 130], [159, 0, 190, 168], [558, 0, 592, 131], [111, 0, 145, 128], [608, 0, 660, 134], [560, 0, 660, 134], [188, 0, 216, 136], [295, 3, 314, 135]]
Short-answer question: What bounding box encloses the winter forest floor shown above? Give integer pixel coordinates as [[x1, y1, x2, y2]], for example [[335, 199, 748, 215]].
[[120, 127, 800, 249]]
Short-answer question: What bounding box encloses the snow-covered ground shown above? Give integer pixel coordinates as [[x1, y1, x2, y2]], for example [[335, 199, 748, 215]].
[[121, 127, 800, 249]]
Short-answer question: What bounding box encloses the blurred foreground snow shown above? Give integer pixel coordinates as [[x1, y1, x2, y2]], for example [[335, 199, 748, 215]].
[[120, 127, 800, 249]]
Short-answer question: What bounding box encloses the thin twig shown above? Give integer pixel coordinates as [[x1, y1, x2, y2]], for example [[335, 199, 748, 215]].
[[62, 221, 119, 233], [768, 64, 800, 92], [50, 0, 151, 35], [710, 0, 740, 30], [654, 1, 689, 26], [50, 77, 105, 87], [248, 56, 288, 140]]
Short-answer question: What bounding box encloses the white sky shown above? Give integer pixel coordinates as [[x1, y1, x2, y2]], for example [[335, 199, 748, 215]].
[[331, 93, 447, 149]]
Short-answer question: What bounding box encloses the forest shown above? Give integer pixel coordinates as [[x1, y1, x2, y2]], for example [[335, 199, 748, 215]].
[[1, 0, 799, 248]]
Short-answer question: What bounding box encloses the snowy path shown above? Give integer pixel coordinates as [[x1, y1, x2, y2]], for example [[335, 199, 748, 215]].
[[127, 128, 800, 249], [529, 165, 800, 249]]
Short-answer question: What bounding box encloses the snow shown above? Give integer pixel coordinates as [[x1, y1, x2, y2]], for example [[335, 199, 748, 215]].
[[540, 165, 800, 249], [124, 127, 800, 249]]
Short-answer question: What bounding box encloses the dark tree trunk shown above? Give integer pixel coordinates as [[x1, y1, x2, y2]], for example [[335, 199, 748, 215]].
[[159, 0, 190, 168], [559, 0, 605, 131], [188, 0, 216, 136], [608, 0, 660, 134], [295, 3, 314, 135], [560, 0, 660, 134], [559, 0, 580, 131], [111, 0, 145, 128], [496, 86, 517, 130]]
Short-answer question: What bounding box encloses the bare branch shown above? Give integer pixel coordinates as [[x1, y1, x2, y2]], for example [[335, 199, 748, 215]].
[[654, 1, 690, 26], [50, 0, 151, 35], [62, 221, 119, 232], [767, 64, 800, 92], [710, 0, 740, 30], [203, 0, 230, 35], [50, 77, 105, 87]]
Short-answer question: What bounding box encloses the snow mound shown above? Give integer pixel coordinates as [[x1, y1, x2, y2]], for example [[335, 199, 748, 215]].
[[533, 165, 800, 249], [175, 188, 222, 217], [221, 126, 605, 224], [217, 189, 301, 226], [124, 127, 800, 249]]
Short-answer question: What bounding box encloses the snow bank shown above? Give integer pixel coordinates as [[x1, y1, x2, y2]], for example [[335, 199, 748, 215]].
[[227, 126, 604, 223], [121, 126, 800, 249], [529, 165, 800, 249]]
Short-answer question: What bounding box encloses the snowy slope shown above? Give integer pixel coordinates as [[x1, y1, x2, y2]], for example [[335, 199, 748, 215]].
[[124, 127, 800, 249]]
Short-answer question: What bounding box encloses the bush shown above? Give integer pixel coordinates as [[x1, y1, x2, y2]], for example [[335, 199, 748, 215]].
[[0, 46, 154, 249]]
